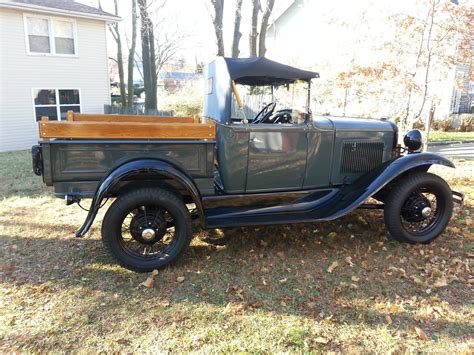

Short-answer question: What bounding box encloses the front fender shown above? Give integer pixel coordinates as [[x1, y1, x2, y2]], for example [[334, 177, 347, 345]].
[[324, 152, 455, 220], [75, 159, 204, 237]]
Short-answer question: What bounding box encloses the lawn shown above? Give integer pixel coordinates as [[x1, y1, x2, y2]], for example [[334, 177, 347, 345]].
[[0, 150, 472, 352], [429, 131, 474, 143]]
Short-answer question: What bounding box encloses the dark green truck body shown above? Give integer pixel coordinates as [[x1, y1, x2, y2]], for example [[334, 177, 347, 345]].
[[38, 116, 396, 200]]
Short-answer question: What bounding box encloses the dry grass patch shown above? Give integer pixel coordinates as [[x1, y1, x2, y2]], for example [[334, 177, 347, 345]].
[[0, 151, 473, 352]]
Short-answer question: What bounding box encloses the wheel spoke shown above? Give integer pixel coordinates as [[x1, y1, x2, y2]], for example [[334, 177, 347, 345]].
[[119, 203, 177, 257]]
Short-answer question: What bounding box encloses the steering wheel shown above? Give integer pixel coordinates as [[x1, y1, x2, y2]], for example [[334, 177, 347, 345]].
[[251, 102, 276, 124]]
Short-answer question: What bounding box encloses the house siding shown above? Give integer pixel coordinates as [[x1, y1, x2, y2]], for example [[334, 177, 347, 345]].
[[0, 8, 110, 152]]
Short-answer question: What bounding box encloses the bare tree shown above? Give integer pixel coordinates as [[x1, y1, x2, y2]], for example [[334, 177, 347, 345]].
[[210, 0, 225, 56], [127, 0, 138, 107], [249, 0, 260, 57], [154, 24, 185, 75], [258, 0, 274, 57], [231, 0, 243, 57], [108, 0, 127, 107]]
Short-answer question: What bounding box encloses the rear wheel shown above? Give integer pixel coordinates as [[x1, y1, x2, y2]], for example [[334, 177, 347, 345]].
[[102, 188, 192, 272], [384, 173, 453, 244]]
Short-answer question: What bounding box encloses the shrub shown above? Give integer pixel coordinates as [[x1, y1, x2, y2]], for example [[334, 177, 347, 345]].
[[460, 115, 474, 132], [433, 118, 454, 132], [160, 81, 203, 116], [413, 120, 425, 130]]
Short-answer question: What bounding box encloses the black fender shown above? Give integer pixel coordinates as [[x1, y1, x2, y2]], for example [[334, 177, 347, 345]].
[[324, 152, 455, 220], [75, 159, 204, 237]]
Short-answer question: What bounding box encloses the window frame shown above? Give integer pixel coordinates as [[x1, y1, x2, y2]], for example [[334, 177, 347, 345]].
[[23, 13, 79, 57], [32, 88, 82, 122]]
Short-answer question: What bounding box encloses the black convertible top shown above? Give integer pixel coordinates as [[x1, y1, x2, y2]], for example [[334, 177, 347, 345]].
[[223, 57, 319, 86]]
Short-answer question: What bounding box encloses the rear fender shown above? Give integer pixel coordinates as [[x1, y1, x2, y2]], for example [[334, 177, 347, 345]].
[[75, 159, 203, 237], [330, 153, 455, 219]]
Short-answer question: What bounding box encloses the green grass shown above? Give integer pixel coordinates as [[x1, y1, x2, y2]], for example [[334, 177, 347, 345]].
[[0, 150, 473, 352], [429, 131, 474, 142]]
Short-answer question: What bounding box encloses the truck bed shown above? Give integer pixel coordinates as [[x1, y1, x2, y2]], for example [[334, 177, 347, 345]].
[[35, 112, 216, 198]]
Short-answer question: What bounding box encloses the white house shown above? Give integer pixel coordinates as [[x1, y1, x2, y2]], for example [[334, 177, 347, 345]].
[[0, 0, 119, 151]]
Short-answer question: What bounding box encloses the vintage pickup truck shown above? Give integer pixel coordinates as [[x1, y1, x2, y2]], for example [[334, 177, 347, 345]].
[[32, 57, 463, 272]]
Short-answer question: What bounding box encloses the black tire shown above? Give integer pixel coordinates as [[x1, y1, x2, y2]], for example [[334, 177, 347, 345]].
[[384, 173, 453, 244], [102, 188, 192, 272]]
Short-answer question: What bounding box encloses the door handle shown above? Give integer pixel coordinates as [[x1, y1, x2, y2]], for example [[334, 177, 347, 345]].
[[250, 137, 263, 143]]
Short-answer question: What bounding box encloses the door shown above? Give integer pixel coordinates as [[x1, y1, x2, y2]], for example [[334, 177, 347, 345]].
[[246, 124, 308, 192]]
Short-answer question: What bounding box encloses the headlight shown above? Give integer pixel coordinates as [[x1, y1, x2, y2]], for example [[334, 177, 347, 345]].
[[403, 129, 422, 152]]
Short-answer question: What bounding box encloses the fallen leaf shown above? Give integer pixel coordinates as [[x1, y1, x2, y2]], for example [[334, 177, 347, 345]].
[[279, 278, 287, 284], [151, 269, 159, 277], [140, 277, 154, 288], [351, 276, 360, 282], [158, 300, 170, 307], [327, 232, 337, 238], [385, 315, 392, 324], [361, 260, 370, 270], [176, 276, 185, 283], [450, 227, 461, 235], [314, 336, 329, 344], [251, 300, 263, 308], [415, 327, 428, 340], [345, 256, 354, 267], [433, 277, 448, 288], [327, 261, 339, 273]]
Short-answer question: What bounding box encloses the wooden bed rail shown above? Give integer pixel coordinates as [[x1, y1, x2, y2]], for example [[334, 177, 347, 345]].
[[39, 115, 215, 140], [65, 111, 199, 123]]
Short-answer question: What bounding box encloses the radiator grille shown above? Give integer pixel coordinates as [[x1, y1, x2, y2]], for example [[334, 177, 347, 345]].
[[341, 141, 384, 174]]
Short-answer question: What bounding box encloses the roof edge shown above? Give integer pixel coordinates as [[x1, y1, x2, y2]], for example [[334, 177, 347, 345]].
[[0, 1, 121, 22]]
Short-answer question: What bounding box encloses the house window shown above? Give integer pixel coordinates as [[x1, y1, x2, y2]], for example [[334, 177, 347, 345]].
[[25, 16, 77, 55], [33, 89, 81, 121]]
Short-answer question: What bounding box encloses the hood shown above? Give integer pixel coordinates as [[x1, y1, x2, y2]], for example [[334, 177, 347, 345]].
[[324, 116, 397, 132]]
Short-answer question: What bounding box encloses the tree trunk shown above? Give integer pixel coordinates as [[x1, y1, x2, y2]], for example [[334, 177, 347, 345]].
[[249, 0, 259, 57], [423, 104, 435, 152], [110, 0, 126, 107], [116, 35, 127, 107], [211, 0, 225, 56], [149, 22, 158, 110], [231, 0, 243, 58], [127, 0, 137, 108], [138, 0, 156, 110], [258, 0, 274, 57], [414, 0, 436, 121], [401, 8, 431, 130]]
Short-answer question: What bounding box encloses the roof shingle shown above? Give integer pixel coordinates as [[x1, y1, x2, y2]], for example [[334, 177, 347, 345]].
[[5, 0, 119, 19]]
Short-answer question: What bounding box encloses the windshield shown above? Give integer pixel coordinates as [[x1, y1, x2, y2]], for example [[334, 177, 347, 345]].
[[230, 82, 309, 123]]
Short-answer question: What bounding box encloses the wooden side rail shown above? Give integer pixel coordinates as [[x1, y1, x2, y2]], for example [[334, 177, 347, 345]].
[[66, 111, 198, 123], [39, 119, 216, 140]]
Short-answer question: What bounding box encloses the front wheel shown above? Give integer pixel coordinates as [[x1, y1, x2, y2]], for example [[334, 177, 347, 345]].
[[384, 173, 453, 244], [101, 188, 192, 272]]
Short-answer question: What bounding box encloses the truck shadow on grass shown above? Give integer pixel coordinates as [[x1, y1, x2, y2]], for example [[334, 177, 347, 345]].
[[0, 210, 471, 346]]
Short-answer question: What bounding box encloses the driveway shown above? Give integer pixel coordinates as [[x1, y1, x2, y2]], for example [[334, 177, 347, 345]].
[[427, 142, 474, 159]]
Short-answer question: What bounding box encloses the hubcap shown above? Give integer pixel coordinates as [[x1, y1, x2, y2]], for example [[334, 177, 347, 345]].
[[421, 206, 432, 218], [142, 228, 156, 241]]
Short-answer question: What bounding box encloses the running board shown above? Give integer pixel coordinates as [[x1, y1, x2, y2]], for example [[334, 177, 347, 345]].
[[204, 187, 360, 228]]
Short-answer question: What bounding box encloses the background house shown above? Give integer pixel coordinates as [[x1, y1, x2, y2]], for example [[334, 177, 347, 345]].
[[265, 0, 473, 121], [0, 0, 119, 151]]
